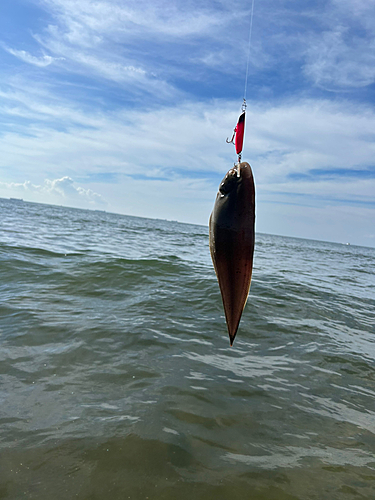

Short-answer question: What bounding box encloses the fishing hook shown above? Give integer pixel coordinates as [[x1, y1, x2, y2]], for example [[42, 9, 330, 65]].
[[226, 127, 236, 145]]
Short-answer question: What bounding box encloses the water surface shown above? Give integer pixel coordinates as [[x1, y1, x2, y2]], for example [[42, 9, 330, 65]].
[[1, 198, 374, 499]]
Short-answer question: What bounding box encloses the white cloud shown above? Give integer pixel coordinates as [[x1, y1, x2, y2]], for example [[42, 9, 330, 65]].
[[39, 0, 229, 39], [300, 0, 375, 89], [27, 0, 273, 104], [304, 27, 375, 89], [26, 0, 237, 98], [0, 82, 374, 212], [0, 177, 107, 208], [4, 0, 375, 96], [3, 46, 64, 67]]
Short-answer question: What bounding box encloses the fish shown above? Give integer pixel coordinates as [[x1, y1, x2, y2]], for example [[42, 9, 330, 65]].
[[209, 162, 255, 346]]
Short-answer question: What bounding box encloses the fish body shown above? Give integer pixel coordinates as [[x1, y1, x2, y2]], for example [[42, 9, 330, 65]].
[[209, 162, 255, 345]]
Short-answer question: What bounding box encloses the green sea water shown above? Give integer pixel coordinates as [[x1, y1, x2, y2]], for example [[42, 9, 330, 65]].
[[1, 198, 374, 499]]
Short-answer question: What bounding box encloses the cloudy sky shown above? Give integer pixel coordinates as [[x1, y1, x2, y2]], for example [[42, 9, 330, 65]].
[[0, 0, 374, 247]]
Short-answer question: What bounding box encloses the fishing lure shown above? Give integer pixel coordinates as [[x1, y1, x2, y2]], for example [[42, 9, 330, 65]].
[[226, 110, 246, 161]]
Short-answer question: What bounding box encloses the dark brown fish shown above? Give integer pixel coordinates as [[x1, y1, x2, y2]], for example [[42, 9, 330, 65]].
[[209, 162, 255, 346]]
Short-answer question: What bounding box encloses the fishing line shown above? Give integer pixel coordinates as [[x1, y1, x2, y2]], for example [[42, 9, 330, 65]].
[[226, 0, 256, 170], [243, 0, 255, 103]]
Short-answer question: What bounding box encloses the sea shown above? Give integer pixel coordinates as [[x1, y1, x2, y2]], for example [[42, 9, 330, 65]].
[[1, 197, 374, 500]]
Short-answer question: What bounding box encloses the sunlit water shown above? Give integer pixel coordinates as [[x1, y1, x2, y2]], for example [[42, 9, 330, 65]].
[[1, 198, 374, 499]]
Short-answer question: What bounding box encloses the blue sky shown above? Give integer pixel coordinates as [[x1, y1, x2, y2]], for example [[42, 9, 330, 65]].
[[0, 0, 375, 247]]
